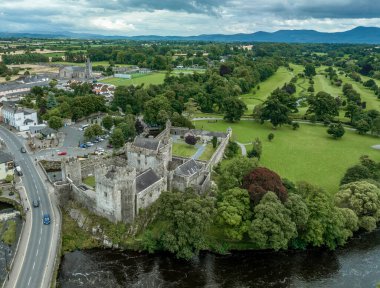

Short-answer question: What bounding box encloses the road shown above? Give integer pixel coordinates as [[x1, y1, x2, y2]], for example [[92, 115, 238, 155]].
[[0, 127, 57, 288]]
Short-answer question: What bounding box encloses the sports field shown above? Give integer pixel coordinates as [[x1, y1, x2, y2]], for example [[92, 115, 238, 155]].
[[101, 73, 166, 86]]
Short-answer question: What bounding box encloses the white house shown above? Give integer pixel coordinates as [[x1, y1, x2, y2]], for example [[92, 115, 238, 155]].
[[1, 102, 38, 131]]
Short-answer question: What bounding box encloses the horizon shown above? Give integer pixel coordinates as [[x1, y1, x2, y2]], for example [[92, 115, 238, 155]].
[[0, 0, 380, 36]]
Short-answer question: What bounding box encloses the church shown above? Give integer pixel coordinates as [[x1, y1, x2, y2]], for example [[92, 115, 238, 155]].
[[59, 58, 93, 79]]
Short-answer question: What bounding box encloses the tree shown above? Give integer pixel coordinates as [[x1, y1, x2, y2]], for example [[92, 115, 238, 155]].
[[355, 119, 371, 135], [327, 122, 345, 139], [48, 116, 63, 130], [84, 124, 103, 140], [117, 115, 136, 140], [284, 193, 309, 229], [304, 64, 316, 77], [292, 122, 300, 130], [248, 138, 262, 159], [145, 191, 215, 259], [341, 164, 372, 185], [223, 97, 247, 122], [336, 181, 380, 232], [307, 91, 339, 121], [217, 188, 252, 240], [345, 101, 361, 124], [211, 136, 217, 148], [217, 156, 258, 192], [135, 119, 145, 135], [185, 134, 197, 145], [249, 192, 297, 250], [242, 167, 288, 204], [102, 115, 113, 130], [261, 98, 291, 127], [268, 133, 274, 141], [225, 141, 239, 158], [46, 92, 57, 109], [183, 98, 199, 120], [144, 96, 172, 125], [109, 128, 125, 149]]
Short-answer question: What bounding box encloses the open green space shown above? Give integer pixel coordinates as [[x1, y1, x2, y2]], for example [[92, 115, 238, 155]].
[[195, 120, 380, 193], [241, 64, 304, 115], [83, 176, 95, 188], [53, 61, 131, 67], [199, 144, 217, 161], [101, 73, 166, 86], [172, 142, 198, 158], [2, 220, 16, 245]]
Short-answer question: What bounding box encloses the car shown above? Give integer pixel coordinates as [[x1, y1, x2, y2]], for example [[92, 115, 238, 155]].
[[43, 214, 51, 225], [86, 142, 94, 147], [57, 151, 67, 156], [93, 139, 99, 143], [32, 200, 40, 208], [107, 144, 113, 148], [96, 147, 105, 152], [20, 147, 26, 153], [79, 143, 87, 148], [98, 137, 104, 142]]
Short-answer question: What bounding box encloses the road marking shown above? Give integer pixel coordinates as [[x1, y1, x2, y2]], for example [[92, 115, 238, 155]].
[[27, 276, 31, 286], [36, 248, 39, 257], [32, 261, 35, 270]]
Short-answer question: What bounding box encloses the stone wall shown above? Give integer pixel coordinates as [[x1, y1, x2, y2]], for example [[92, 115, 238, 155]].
[[206, 131, 231, 171], [137, 177, 165, 211]]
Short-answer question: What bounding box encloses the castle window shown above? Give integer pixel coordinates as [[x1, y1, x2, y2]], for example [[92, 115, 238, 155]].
[[104, 192, 107, 198], [138, 160, 141, 165]]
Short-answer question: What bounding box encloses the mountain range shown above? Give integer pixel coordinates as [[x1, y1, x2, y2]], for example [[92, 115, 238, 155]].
[[1, 26, 380, 44]]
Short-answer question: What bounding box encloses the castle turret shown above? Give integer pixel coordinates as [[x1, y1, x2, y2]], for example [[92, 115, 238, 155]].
[[61, 158, 82, 186]]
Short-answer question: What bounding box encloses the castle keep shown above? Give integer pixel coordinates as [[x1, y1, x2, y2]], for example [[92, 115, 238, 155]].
[[59, 121, 231, 224]]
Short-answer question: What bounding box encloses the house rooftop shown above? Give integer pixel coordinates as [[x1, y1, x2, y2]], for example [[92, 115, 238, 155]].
[[136, 168, 160, 193], [175, 159, 201, 176], [133, 137, 160, 151]]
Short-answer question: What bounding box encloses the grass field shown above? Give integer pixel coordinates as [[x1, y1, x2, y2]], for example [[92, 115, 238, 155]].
[[199, 144, 217, 161], [240, 64, 304, 115], [2, 220, 16, 245], [172, 142, 198, 158], [53, 61, 131, 67], [101, 73, 166, 86], [83, 176, 95, 188], [195, 120, 380, 193]]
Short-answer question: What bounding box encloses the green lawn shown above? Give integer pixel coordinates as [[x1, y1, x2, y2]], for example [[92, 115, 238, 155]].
[[172, 142, 198, 158], [101, 73, 166, 86], [195, 120, 380, 193], [2, 220, 16, 245], [83, 176, 95, 188], [241, 64, 304, 114], [199, 144, 217, 161], [53, 61, 131, 67]]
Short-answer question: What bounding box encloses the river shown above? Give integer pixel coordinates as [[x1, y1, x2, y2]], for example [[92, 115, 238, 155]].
[[58, 229, 380, 288]]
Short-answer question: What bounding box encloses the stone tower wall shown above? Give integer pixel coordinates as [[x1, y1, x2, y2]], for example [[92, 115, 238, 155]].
[[61, 158, 82, 185]]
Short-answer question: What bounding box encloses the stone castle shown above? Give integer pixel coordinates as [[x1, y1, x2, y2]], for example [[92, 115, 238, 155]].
[[58, 121, 230, 224]]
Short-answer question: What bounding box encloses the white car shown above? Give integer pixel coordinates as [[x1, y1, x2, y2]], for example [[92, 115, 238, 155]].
[[86, 142, 94, 147]]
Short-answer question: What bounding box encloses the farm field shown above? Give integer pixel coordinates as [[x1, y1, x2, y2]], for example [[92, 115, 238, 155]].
[[101, 73, 166, 86], [194, 119, 380, 193]]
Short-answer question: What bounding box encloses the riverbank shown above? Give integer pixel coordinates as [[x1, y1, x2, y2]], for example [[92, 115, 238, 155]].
[[58, 228, 380, 288]]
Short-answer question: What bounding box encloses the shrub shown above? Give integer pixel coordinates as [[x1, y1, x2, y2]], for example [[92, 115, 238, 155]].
[[185, 134, 197, 145]]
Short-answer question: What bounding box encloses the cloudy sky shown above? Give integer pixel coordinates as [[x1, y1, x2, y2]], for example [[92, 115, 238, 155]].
[[0, 0, 379, 36]]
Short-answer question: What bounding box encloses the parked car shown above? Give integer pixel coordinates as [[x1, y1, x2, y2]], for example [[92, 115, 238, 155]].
[[86, 142, 94, 147], [43, 214, 51, 225], [20, 147, 26, 153], [32, 200, 40, 208], [96, 147, 105, 152], [79, 143, 87, 148], [57, 151, 67, 156], [107, 144, 113, 148]]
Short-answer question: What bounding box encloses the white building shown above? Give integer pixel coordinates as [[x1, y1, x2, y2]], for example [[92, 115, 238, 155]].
[[1, 102, 38, 131], [0, 152, 14, 180]]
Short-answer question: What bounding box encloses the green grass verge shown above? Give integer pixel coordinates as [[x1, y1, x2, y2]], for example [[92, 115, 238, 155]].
[[199, 144, 217, 161], [62, 212, 100, 253], [2, 220, 16, 245], [101, 73, 166, 86], [83, 176, 95, 188], [172, 142, 198, 158], [195, 120, 380, 193]]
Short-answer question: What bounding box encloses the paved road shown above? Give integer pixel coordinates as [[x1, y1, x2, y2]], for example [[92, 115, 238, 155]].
[[0, 127, 57, 288]]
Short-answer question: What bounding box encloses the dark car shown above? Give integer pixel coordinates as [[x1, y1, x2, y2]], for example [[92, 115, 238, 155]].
[[32, 200, 40, 208], [43, 214, 51, 225], [20, 147, 26, 153]]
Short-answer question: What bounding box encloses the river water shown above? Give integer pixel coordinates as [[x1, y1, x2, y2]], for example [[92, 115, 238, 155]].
[[58, 229, 380, 288]]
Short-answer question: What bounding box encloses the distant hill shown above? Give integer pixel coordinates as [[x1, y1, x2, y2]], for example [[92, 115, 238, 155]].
[[1, 26, 380, 44]]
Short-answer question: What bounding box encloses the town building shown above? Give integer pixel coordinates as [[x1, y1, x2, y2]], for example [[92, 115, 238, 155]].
[[1, 101, 38, 131], [59, 58, 93, 79]]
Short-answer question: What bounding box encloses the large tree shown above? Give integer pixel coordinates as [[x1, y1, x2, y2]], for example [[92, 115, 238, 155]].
[[144, 95, 172, 125], [307, 91, 339, 121], [217, 188, 252, 240], [304, 64, 316, 77], [249, 192, 297, 250], [101, 115, 113, 130], [48, 116, 63, 130], [222, 97, 247, 122], [327, 122, 345, 139], [336, 181, 380, 232]]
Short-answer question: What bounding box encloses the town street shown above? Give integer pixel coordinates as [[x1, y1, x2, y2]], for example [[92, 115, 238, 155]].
[[0, 127, 59, 288]]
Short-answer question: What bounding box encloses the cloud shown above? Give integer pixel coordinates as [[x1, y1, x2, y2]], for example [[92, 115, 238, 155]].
[[0, 0, 380, 35]]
